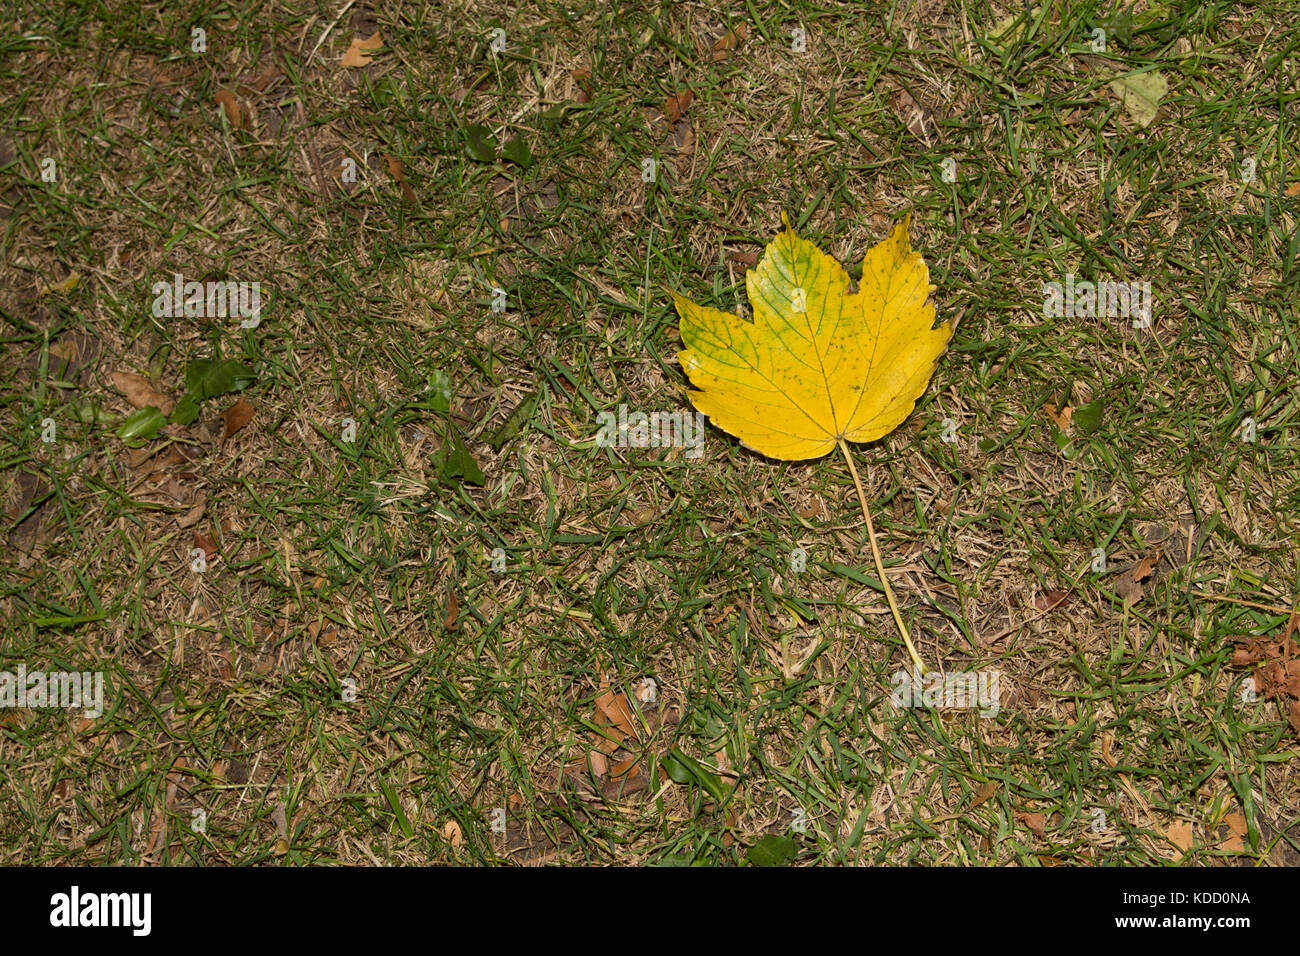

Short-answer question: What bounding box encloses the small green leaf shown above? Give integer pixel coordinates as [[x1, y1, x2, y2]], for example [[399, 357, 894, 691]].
[[746, 835, 797, 867], [501, 134, 533, 169], [170, 394, 200, 426], [70, 403, 112, 424], [1074, 398, 1104, 434], [434, 425, 485, 486], [117, 406, 167, 445], [660, 749, 728, 802], [487, 389, 539, 449], [987, 6, 1039, 51], [539, 104, 575, 128], [1106, 9, 1132, 46], [168, 359, 255, 425], [661, 751, 692, 785], [183, 358, 255, 402], [1108, 71, 1167, 128], [465, 123, 496, 163], [424, 369, 453, 413]]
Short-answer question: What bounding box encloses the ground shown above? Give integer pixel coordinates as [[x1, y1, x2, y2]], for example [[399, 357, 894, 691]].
[[2, 0, 1299, 865]]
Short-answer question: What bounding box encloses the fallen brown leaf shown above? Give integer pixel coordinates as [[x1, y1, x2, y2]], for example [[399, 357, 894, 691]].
[[214, 89, 244, 129], [271, 803, 289, 855], [166, 757, 188, 808], [1218, 812, 1248, 853], [711, 24, 748, 61], [239, 67, 280, 93], [727, 249, 759, 270], [1230, 612, 1300, 734], [111, 371, 174, 415], [307, 619, 339, 646], [443, 820, 463, 848], [1034, 589, 1072, 612], [600, 767, 651, 801], [342, 32, 383, 68], [889, 85, 937, 144], [664, 88, 694, 123], [969, 780, 999, 809], [609, 754, 640, 779], [214, 649, 234, 680], [144, 808, 166, 856], [1131, 551, 1159, 581], [672, 119, 694, 154], [1043, 401, 1073, 430], [176, 502, 205, 529], [443, 589, 460, 631], [385, 154, 417, 203], [595, 685, 638, 741], [1015, 811, 1047, 838], [1114, 551, 1161, 604], [193, 531, 218, 561], [1166, 820, 1194, 855], [571, 67, 593, 103], [220, 398, 255, 440], [1100, 731, 1118, 767]]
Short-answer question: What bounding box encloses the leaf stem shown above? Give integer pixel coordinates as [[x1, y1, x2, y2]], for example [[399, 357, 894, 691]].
[[837, 438, 928, 675]]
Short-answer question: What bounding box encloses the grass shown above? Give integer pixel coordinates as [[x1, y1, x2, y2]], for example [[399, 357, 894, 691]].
[[1, 0, 1299, 866]]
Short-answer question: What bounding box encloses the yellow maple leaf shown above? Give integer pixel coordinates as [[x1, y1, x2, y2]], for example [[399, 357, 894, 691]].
[[670, 212, 952, 670], [673, 212, 950, 461]]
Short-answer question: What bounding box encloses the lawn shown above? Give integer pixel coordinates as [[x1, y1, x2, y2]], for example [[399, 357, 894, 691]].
[[2, 0, 1298, 865]]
